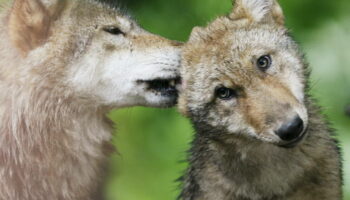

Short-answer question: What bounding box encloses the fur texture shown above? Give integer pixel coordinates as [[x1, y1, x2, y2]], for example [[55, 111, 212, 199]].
[[0, 0, 181, 199], [178, 0, 342, 199]]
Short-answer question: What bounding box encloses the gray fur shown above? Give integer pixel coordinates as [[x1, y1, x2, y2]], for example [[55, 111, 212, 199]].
[[178, 0, 342, 199]]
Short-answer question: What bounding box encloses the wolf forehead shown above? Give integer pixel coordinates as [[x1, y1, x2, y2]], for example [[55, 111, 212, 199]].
[[184, 24, 296, 68], [71, 0, 133, 23]]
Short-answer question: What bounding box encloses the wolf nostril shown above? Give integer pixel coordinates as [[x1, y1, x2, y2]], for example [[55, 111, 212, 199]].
[[275, 116, 304, 141]]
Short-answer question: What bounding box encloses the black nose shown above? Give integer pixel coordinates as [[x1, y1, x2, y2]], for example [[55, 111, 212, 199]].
[[275, 116, 304, 141]]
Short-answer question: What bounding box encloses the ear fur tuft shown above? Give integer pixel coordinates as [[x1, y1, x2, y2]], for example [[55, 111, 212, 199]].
[[271, 0, 285, 25], [241, 0, 273, 22], [8, 0, 65, 56], [230, 0, 284, 25]]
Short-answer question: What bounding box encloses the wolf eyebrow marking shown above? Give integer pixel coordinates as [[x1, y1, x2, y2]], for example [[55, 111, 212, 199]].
[[220, 60, 254, 83], [117, 17, 132, 31], [214, 67, 240, 86]]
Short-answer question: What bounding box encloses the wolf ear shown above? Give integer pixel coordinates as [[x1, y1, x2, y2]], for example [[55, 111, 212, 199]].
[[230, 0, 284, 25], [8, 0, 66, 55]]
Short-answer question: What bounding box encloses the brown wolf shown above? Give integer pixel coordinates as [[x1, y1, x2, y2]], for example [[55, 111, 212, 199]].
[[178, 0, 342, 199], [0, 0, 181, 199]]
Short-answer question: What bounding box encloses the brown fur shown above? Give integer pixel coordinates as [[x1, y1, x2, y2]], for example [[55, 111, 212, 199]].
[[178, 0, 342, 199], [8, 0, 67, 55], [0, 0, 181, 199]]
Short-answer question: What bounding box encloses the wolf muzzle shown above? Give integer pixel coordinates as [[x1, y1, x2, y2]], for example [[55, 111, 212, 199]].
[[275, 115, 306, 148]]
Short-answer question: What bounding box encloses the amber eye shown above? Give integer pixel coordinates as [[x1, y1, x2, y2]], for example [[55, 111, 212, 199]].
[[103, 26, 125, 35], [215, 87, 237, 100], [257, 55, 272, 71]]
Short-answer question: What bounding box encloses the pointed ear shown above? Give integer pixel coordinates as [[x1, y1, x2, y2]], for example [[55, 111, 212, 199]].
[[271, 0, 284, 25], [8, 0, 66, 56], [230, 0, 285, 25]]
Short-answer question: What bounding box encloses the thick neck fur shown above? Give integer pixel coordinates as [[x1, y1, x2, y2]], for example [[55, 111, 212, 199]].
[[0, 85, 112, 160], [180, 97, 342, 200], [0, 15, 113, 200], [2, 93, 112, 200], [0, 80, 113, 200]]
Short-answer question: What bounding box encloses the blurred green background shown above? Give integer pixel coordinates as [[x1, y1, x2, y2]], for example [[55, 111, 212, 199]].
[[106, 0, 350, 199]]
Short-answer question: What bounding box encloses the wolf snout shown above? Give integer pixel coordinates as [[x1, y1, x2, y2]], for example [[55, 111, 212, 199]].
[[275, 115, 306, 147]]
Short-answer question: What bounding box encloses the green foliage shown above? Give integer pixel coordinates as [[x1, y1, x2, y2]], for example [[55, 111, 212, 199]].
[[107, 0, 350, 200], [105, 108, 192, 200]]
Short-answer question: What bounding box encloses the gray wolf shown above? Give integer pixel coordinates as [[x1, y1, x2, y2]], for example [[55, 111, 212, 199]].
[[0, 0, 181, 199], [178, 0, 342, 199]]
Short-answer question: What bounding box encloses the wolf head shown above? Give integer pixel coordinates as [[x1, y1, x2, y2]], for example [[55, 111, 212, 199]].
[[179, 0, 309, 147], [5, 0, 181, 108]]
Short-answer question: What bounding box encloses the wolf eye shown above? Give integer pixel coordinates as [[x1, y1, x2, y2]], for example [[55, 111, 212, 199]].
[[257, 55, 272, 71], [103, 26, 125, 36], [215, 87, 237, 100]]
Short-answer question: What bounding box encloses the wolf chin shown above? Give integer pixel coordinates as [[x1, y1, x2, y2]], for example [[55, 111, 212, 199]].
[[178, 0, 342, 199], [0, 0, 181, 199]]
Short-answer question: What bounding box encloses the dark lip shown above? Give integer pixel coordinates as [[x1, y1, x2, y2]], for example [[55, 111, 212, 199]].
[[278, 126, 308, 148], [137, 77, 181, 97]]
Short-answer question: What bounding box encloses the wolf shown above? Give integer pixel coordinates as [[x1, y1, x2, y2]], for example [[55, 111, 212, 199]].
[[178, 0, 342, 199], [0, 0, 181, 199]]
